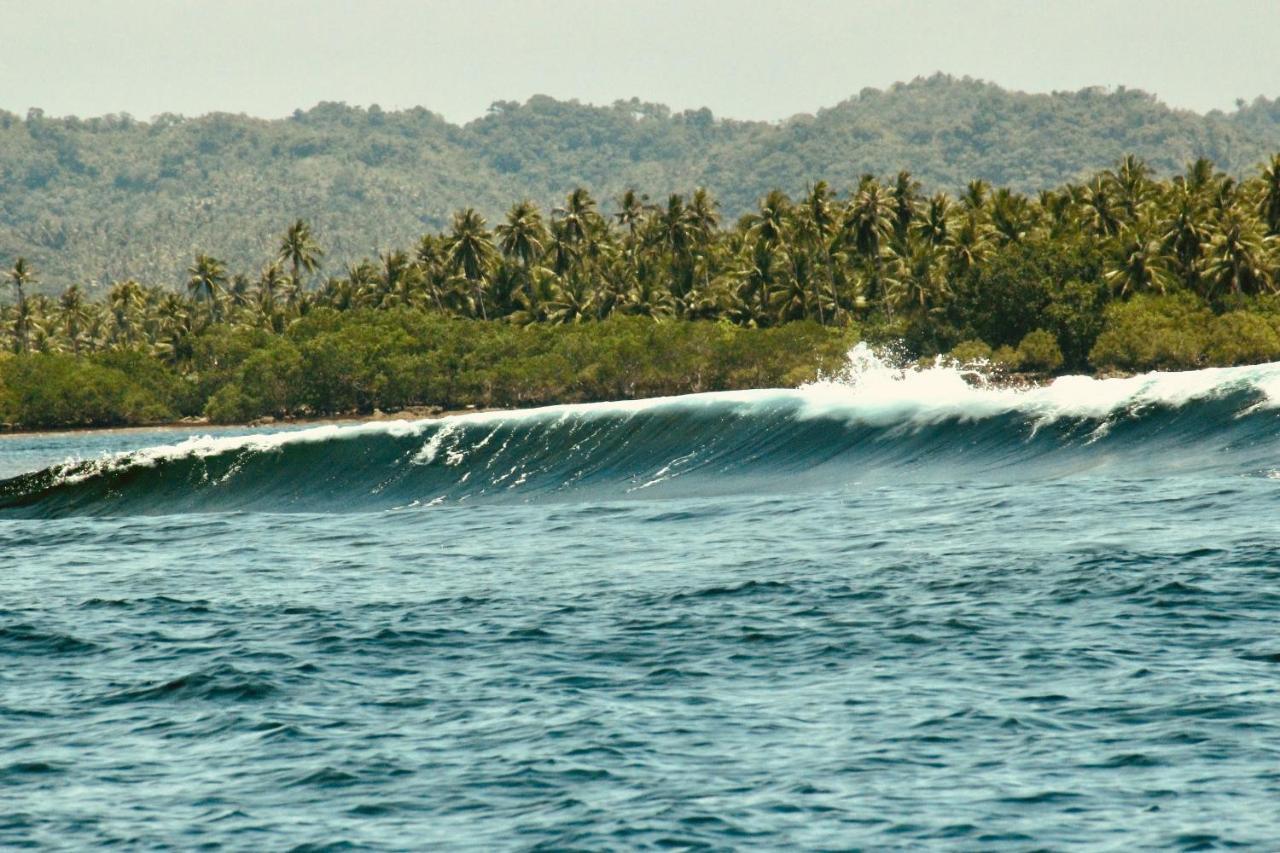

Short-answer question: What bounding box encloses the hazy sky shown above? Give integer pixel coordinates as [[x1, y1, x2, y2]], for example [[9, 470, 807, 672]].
[[3, 0, 1277, 123]]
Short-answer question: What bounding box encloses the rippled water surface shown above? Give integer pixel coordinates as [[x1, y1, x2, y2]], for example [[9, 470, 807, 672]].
[[5, 355, 1280, 849]]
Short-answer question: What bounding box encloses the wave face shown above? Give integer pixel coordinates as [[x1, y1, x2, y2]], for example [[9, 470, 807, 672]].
[[5, 345, 1280, 518]]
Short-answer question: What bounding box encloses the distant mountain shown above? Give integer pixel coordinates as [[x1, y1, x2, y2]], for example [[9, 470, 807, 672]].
[[3, 74, 1279, 292]]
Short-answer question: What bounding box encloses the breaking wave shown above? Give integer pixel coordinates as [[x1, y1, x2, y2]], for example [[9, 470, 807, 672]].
[[5, 345, 1280, 517]]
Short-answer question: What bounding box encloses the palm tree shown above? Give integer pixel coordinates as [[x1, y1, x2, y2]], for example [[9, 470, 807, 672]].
[[495, 200, 547, 307], [961, 179, 990, 212], [107, 279, 145, 346], [495, 201, 547, 268], [1111, 155, 1154, 221], [614, 189, 650, 240], [1160, 185, 1211, 288], [1083, 176, 1121, 237], [843, 181, 894, 308], [553, 187, 601, 246], [257, 261, 288, 311], [947, 213, 993, 278], [187, 253, 227, 319], [6, 257, 34, 353], [688, 187, 721, 245], [1260, 153, 1280, 236], [1105, 227, 1175, 296], [990, 188, 1036, 244], [915, 193, 952, 247], [886, 241, 948, 318], [890, 170, 921, 248], [58, 284, 92, 354], [1203, 211, 1274, 298], [444, 208, 498, 319], [278, 219, 324, 299]]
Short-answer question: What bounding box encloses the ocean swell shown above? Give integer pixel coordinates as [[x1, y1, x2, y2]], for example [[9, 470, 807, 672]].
[[4, 345, 1280, 517]]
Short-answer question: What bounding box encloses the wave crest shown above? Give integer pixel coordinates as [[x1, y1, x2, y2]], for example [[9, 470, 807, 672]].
[[4, 345, 1280, 517]]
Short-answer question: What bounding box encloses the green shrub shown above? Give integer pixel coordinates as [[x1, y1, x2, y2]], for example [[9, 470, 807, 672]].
[[991, 345, 1019, 369], [1204, 312, 1280, 366], [948, 339, 993, 365], [0, 354, 173, 428], [203, 383, 257, 424], [1088, 293, 1211, 372], [1015, 329, 1064, 372]]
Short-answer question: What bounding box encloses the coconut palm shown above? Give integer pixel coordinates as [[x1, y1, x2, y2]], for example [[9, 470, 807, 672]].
[[495, 201, 547, 268], [5, 257, 34, 353], [1105, 227, 1176, 296], [1260, 153, 1280, 235], [553, 188, 601, 246], [58, 284, 92, 354], [443, 208, 498, 319], [107, 279, 145, 346], [278, 219, 324, 299], [187, 253, 227, 318], [1203, 211, 1274, 298]]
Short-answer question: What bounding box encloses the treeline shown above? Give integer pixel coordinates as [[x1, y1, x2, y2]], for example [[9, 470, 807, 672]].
[[0, 314, 854, 429], [4, 152, 1280, 428], [4, 74, 1280, 289]]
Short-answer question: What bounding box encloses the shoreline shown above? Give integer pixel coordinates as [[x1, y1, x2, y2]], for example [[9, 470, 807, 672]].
[[0, 367, 1098, 441], [0, 405, 489, 441]]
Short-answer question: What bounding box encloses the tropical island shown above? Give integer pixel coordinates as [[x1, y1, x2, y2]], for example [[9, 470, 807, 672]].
[[2, 149, 1280, 430]]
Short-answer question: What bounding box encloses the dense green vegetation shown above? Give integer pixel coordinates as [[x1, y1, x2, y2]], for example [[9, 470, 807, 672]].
[[0, 315, 854, 429], [3, 149, 1280, 430], [4, 75, 1280, 291]]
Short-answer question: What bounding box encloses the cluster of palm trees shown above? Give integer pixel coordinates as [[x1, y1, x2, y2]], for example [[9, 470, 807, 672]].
[[5, 154, 1280, 360]]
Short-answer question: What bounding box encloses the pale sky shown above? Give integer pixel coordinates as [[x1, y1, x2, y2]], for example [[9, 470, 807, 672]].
[[2, 0, 1277, 123]]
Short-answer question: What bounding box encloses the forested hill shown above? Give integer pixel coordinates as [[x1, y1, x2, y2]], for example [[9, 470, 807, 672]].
[[4, 74, 1280, 293]]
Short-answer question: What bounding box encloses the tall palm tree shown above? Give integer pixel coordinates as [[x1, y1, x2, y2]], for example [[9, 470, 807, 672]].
[[1105, 227, 1175, 296], [1083, 176, 1121, 237], [614, 189, 650, 241], [1203, 211, 1274, 298], [5, 257, 34, 353], [278, 219, 324, 299], [843, 181, 894, 308], [495, 201, 547, 268], [961, 179, 990, 212], [553, 188, 601, 246], [107, 279, 145, 346], [915, 193, 952, 247], [1260, 153, 1280, 236], [886, 241, 948, 318], [1160, 185, 1212, 289], [890, 170, 921, 248], [187, 253, 227, 319], [990, 188, 1036, 244], [58, 284, 92, 355], [444, 208, 498, 319]]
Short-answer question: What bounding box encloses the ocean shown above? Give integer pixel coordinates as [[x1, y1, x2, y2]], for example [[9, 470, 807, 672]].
[[4, 347, 1280, 849]]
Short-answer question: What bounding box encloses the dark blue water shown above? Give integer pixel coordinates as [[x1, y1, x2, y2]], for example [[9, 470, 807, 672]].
[[5, 359, 1280, 849]]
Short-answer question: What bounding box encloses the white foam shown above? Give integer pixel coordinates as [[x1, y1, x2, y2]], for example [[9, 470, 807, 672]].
[[798, 344, 1280, 429]]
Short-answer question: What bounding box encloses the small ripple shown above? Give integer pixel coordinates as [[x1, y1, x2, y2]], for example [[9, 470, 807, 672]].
[[99, 664, 281, 704]]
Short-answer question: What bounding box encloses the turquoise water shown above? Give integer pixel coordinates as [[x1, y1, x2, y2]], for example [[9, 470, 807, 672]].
[[5, 352, 1280, 849]]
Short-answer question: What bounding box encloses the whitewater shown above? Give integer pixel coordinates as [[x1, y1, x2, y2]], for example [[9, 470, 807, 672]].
[[4, 347, 1280, 848]]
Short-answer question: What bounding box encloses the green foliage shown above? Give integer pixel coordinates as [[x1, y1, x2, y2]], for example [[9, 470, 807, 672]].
[[4, 117, 1280, 429], [948, 339, 993, 364], [1204, 312, 1280, 365], [1089, 294, 1212, 371], [1015, 329, 1065, 372], [991, 346, 1019, 369], [0, 353, 175, 427], [1043, 280, 1107, 370], [189, 312, 857, 425], [4, 77, 1280, 292]]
